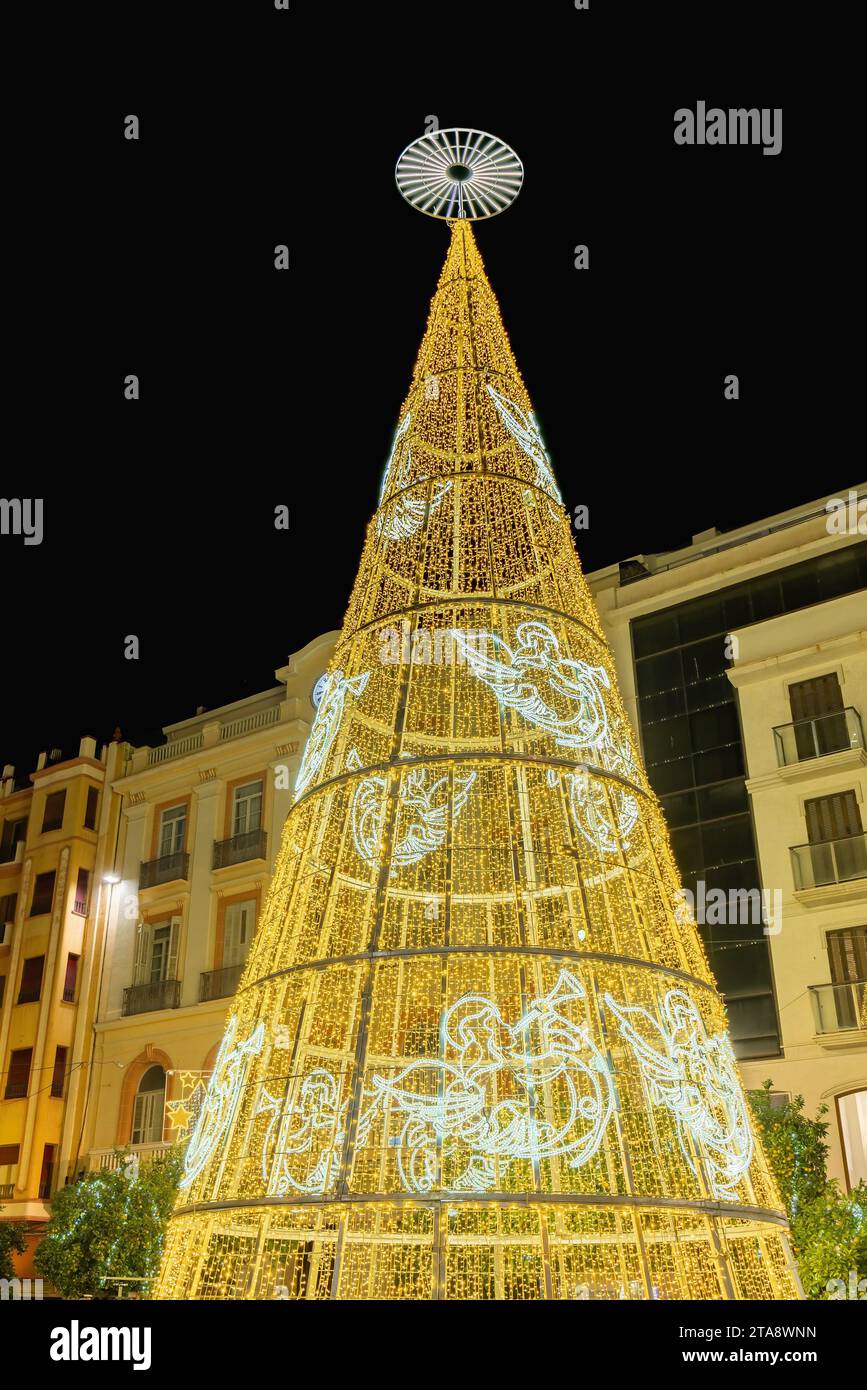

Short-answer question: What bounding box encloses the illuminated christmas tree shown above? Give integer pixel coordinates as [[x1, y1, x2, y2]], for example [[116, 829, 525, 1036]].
[[155, 131, 800, 1300]]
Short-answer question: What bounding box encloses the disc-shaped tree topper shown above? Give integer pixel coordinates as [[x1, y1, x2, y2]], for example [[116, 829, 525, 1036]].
[[395, 128, 523, 220]]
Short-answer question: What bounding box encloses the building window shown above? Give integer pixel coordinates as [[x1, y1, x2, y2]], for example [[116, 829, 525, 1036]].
[[72, 867, 90, 915], [788, 673, 848, 760], [804, 790, 863, 843], [131, 1065, 166, 1145], [223, 899, 256, 968], [5, 1048, 32, 1099], [0, 976, 5, 1008], [135, 919, 179, 985], [51, 1046, 68, 1098], [63, 953, 80, 1003], [0, 817, 27, 863], [42, 790, 67, 833], [158, 805, 187, 859], [0, 1144, 20, 1165], [30, 870, 56, 917], [38, 1143, 56, 1200], [232, 781, 263, 836], [0, 892, 17, 926], [18, 955, 45, 1004], [838, 1090, 867, 1189], [827, 926, 867, 985], [84, 786, 99, 830]]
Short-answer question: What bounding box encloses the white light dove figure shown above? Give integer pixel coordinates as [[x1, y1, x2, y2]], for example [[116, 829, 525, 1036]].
[[486, 383, 562, 503], [603, 989, 754, 1201], [348, 750, 476, 872], [376, 410, 452, 541], [294, 669, 370, 799], [450, 621, 611, 750]]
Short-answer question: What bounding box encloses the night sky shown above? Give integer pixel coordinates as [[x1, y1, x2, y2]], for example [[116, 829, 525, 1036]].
[[6, 10, 854, 778]]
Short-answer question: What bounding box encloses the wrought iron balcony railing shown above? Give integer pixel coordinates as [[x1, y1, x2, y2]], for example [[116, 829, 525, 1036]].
[[122, 979, 181, 1016], [139, 850, 189, 890], [200, 962, 244, 1002], [774, 707, 864, 766], [809, 979, 867, 1034], [212, 828, 267, 869], [790, 831, 867, 890]]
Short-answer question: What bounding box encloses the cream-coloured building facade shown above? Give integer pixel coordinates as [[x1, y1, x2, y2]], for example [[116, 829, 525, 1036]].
[[728, 587, 867, 1189], [587, 486, 867, 1191], [67, 632, 337, 1175], [12, 494, 862, 1241]]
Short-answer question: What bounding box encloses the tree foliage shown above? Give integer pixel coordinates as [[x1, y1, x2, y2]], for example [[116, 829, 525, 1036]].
[[749, 1082, 866, 1299], [35, 1146, 183, 1298], [0, 1207, 27, 1282]]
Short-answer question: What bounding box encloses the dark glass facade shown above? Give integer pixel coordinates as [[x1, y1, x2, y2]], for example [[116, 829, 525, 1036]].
[[631, 539, 867, 1059]]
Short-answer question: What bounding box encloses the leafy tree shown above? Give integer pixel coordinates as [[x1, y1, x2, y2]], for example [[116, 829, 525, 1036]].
[[35, 1146, 183, 1298], [0, 1207, 27, 1281], [750, 1082, 867, 1299], [748, 1082, 829, 1220], [792, 1179, 867, 1300]]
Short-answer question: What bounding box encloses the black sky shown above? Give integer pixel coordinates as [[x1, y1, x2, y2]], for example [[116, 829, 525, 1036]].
[[6, 7, 855, 778]]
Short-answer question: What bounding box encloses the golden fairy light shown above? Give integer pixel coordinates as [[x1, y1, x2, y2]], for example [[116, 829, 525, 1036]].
[[154, 131, 800, 1301]]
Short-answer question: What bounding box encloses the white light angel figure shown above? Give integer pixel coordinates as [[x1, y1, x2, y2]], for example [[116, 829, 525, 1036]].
[[294, 669, 370, 799], [486, 383, 562, 503], [347, 748, 476, 872], [179, 1017, 265, 1189], [257, 1069, 346, 1197], [603, 989, 754, 1201], [357, 969, 614, 1194], [376, 409, 452, 542]]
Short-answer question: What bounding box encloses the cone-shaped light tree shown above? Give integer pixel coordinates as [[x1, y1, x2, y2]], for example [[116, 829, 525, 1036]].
[[156, 133, 799, 1301]]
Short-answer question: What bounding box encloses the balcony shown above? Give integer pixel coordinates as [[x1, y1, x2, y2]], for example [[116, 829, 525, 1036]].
[[200, 962, 244, 1002], [809, 980, 867, 1037], [87, 1142, 173, 1172], [774, 707, 864, 767], [139, 850, 189, 890], [212, 828, 268, 869], [791, 831, 867, 892], [122, 979, 181, 1016]]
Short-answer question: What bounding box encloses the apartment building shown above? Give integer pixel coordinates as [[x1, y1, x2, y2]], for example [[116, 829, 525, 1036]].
[[586, 487, 867, 1188], [0, 736, 123, 1269], [71, 633, 336, 1174], [728, 584, 866, 1189]]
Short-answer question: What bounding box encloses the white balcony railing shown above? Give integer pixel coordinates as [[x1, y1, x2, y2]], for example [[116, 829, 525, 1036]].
[[219, 706, 281, 741], [147, 732, 204, 766], [87, 1142, 174, 1172]]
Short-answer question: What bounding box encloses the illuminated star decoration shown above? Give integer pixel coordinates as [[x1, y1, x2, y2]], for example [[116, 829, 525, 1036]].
[[165, 1070, 208, 1141]]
